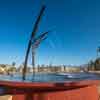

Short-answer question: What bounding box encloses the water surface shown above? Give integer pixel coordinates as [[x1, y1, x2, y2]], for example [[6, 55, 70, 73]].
[[0, 72, 99, 83]]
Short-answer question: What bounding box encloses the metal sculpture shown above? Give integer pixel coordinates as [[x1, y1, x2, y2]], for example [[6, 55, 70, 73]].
[[31, 31, 51, 79], [22, 5, 46, 80]]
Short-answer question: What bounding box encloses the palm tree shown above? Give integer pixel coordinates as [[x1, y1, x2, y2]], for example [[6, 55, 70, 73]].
[[88, 60, 95, 71], [12, 62, 16, 67], [94, 58, 100, 70]]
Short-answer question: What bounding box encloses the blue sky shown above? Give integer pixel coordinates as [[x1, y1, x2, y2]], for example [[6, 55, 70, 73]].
[[0, 0, 100, 66]]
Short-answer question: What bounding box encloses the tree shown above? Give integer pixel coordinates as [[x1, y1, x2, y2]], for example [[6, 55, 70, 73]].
[[94, 58, 100, 70], [88, 60, 95, 71], [12, 62, 16, 67]]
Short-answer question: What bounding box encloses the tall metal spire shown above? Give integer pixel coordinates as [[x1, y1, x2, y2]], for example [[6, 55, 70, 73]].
[[22, 5, 46, 80]]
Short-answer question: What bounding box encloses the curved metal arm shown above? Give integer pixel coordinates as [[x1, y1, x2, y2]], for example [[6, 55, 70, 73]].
[[22, 5, 46, 81]]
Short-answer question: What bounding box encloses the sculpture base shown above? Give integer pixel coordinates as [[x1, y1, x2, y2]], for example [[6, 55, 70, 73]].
[[0, 80, 99, 100]]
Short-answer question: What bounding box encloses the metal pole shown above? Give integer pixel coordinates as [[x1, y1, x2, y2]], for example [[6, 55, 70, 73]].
[[32, 45, 35, 80]]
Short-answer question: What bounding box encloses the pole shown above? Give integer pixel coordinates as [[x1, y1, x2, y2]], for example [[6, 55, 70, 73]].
[[32, 45, 35, 80]]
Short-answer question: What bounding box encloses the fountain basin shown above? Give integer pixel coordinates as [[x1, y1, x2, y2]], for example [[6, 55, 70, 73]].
[[0, 80, 99, 100]]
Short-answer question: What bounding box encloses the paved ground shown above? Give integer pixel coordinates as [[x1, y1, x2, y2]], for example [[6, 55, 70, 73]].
[[0, 95, 12, 100]]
